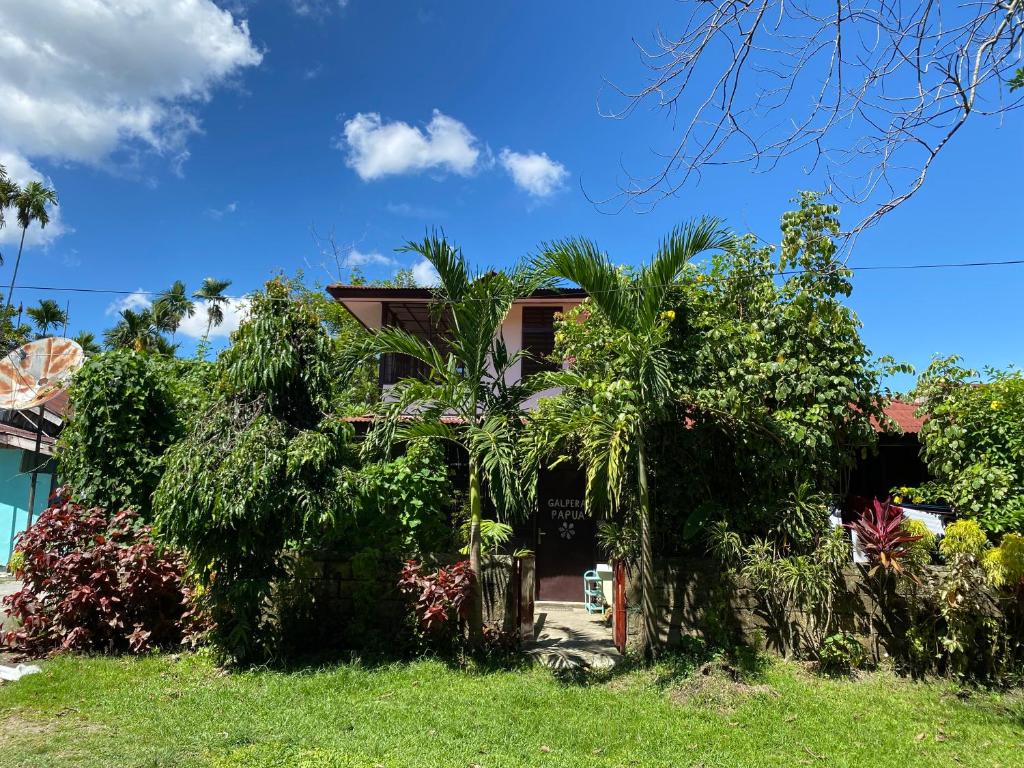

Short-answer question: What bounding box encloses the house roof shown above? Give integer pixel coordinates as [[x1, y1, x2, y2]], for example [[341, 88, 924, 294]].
[[0, 422, 57, 455], [874, 401, 926, 434], [326, 285, 587, 302]]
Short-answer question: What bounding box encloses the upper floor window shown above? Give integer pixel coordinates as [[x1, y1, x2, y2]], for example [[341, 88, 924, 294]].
[[521, 306, 561, 379], [379, 302, 451, 385]]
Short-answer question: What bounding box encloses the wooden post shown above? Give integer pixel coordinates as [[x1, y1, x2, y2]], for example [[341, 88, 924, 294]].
[[518, 554, 535, 644], [613, 560, 627, 654]]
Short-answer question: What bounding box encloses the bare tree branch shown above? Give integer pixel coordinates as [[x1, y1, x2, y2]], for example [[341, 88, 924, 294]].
[[601, 0, 1024, 235]]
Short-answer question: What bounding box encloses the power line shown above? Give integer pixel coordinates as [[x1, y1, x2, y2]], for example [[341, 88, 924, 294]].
[[4, 257, 1024, 303]]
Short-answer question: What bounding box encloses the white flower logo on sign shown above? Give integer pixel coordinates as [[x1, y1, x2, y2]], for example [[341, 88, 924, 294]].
[[558, 522, 575, 540]]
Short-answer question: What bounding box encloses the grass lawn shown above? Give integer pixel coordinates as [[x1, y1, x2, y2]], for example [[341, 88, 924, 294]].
[[0, 653, 1021, 767]]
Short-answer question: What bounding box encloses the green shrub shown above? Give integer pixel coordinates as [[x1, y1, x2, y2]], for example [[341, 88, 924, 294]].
[[817, 633, 864, 674], [982, 533, 1024, 589], [154, 280, 357, 665], [58, 350, 194, 516], [901, 519, 936, 570], [939, 519, 988, 561], [350, 439, 452, 556]]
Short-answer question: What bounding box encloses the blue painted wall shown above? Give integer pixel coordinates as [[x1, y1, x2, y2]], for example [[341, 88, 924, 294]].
[[0, 447, 54, 565]]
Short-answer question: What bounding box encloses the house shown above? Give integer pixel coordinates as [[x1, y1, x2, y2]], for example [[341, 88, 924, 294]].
[[846, 400, 930, 500], [0, 391, 65, 565], [328, 284, 938, 601], [328, 284, 594, 602]]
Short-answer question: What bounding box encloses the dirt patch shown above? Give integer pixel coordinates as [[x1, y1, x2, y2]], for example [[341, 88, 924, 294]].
[[668, 661, 780, 713], [0, 713, 62, 743]]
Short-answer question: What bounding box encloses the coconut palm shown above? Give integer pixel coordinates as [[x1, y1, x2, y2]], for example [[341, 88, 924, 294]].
[[153, 280, 195, 341], [344, 234, 543, 646], [26, 299, 68, 338], [532, 217, 732, 660], [193, 278, 232, 341], [3, 180, 58, 314], [0, 164, 18, 243], [72, 331, 102, 356], [103, 308, 165, 353]]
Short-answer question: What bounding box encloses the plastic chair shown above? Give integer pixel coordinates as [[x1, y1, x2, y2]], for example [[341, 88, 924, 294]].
[[583, 569, 604, 614]]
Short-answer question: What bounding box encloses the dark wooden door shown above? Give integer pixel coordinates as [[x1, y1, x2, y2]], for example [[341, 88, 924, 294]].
[[535, 465, 596, 602]]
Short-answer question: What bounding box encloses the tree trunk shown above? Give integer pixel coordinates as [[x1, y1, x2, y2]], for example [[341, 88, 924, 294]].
[[466, 458, 484, 648], [3, 226, 28, 323], [637, 437, 657, 661]]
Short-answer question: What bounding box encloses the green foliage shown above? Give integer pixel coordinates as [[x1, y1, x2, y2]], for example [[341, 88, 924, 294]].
[[909, 357, 1024, 535], [154, 279, 357, 664], [939, 519, 988, 561], [57, 350, 200, 516], [26, 298, 67, 337], [900, 519, 936, 571], [459, 519, 512, 556], [817, 633, 864, 675], [707, 519, 849, 659], [549, 194, 904, 548], [982, 533, 1024, 589], [347, 234, 545, 646], [597, 517, 640, 564], [346, 439, 453, 556]]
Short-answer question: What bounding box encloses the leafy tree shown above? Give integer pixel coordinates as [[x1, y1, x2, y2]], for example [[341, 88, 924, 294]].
[[72, 331, 102, 355], [153, 281, 195, 341], [192, 277, 232, 342], [0, 164, 18, 239], [345, 235, 541, 647], [531, 218, 733, 659], [26, 298, 67, 338], [0, 304, 32, 350], [907, 357, 1024, 535], [3, 180, 58, 315], [154, 279, 356, 664], [58, 351, 189, 516], [103, 308, 174, 354], [343, 439, 454, 556]]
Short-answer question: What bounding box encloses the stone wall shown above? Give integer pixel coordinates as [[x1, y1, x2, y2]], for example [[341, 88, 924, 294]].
[[275, 551, 517, 654], [624, 558, 928, 659]]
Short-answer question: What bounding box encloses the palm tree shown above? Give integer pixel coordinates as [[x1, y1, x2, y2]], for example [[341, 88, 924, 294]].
[[533, 218, 732, 660], [0, 164, 18, 243], [153, 280, 195, 341], [3, 180, 58, 315], [193, 278, 232, 341], [103, 308, 164, 353], [72, 331, 102, 355], [345, 234, 542, 646], [26, 298, 68, 338]]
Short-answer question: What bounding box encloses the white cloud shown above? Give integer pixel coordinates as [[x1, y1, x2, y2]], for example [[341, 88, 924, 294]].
[[178, 297, 250, 339], [345, 248, 395, 268], [412, 258, 440, 287], [290, 0, 349, 17], [0, 151, 67, 247], [339, 110, 481, 180], [0, 1, 262, 171], [386, 201, 446, 219], [105, 289, 152, 317], [206, 201, 238, 219], [499, 149, 569, 197]]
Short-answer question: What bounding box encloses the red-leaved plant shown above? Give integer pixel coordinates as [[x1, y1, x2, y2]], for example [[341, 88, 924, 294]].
[[3, 490, 204, 656], [846, 497, 923, 577], [397, 559, 474, 635]]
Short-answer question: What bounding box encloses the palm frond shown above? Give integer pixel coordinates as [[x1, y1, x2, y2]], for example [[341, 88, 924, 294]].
[[637, 217, 733, 327], [399, 231, 469, 302], [535, 238, 634, 330]]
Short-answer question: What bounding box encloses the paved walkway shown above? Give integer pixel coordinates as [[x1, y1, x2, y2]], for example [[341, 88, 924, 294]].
[[524, 602, 621, 670]]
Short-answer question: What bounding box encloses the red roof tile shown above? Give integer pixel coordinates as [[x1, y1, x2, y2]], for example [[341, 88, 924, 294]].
[[873, 401, 926, 434]]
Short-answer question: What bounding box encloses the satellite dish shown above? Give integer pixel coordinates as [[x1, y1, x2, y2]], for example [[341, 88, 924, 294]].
[[0, 337, 85, 411]]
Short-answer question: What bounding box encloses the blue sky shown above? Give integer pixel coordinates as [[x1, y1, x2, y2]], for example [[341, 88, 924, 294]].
[[0, 1, 1020, 390]]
